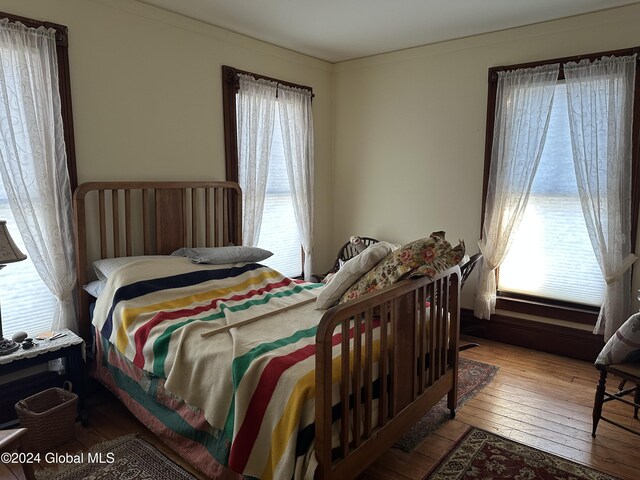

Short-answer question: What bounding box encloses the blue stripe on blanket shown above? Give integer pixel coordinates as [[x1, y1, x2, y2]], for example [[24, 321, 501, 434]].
[[100, 262, 264, 339]]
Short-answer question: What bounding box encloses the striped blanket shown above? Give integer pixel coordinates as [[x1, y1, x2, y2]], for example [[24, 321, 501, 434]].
[[92, 257, 336, 479]]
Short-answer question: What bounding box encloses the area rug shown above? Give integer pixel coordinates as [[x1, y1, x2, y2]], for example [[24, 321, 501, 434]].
[[394, 357, 499, 452], [36, 434, 197, 480], [424, 427, 621, 480]]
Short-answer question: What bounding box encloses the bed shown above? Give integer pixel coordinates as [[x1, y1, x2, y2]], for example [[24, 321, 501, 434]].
[[73, 180, 461, 480]]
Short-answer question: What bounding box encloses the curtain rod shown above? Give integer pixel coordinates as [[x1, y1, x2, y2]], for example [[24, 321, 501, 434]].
[[222, 65, 314, 97], [488, 46, 640, 83], [0, 11, 68, 46]]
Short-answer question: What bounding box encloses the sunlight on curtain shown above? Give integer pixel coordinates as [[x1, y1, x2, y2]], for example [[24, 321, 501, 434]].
[[0, 19, 77, 333], [0, 180, 56, 337], [475, 64, 559, 319], [498, 83, 605, 307], [256, 109, 302, 277], [565, 54, 637, 339]]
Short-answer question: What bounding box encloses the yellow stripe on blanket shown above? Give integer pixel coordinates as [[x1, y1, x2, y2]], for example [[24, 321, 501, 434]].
[[262, 339, 382, 480], [115, 269, 281, 352]]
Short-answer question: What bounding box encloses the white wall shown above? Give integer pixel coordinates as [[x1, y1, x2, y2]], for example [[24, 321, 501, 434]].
[[332, 5, 640, 309], [2, 0, 640, 310], [0, 0, 336, 270]]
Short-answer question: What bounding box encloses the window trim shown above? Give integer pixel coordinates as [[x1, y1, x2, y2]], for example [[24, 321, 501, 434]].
[[482, 46, 640, 325], [222, 65, 313, 183], [221, 66, 312, 276], [0, 11, 77, 191]]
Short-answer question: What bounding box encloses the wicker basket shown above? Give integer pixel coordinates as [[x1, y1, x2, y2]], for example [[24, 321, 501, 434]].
[[15, 383, 78, 452]]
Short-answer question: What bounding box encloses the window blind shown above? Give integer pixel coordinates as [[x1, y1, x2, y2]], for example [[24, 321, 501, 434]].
[[498, 83, 605, 307], [256, 109, 302, 278]]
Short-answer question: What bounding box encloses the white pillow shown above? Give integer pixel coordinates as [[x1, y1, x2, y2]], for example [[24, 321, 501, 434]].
[[83, 279, 107, 298], [93, 255, 171, 280], [171, 246, 273, 264], [316, 241, 396, 310]]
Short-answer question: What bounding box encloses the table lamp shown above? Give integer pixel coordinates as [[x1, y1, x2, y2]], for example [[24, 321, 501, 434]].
[[0, 220, 27, 355]]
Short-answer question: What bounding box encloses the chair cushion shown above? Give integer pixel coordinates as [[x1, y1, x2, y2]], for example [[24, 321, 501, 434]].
[[596, 312, 640, 366], [607, 363, 640, 379]]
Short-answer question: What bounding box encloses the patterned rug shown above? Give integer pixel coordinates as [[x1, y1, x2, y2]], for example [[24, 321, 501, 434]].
[[394, 357, 499, 452], [36, 434, 196, 480], [424, 428, 621, 480]]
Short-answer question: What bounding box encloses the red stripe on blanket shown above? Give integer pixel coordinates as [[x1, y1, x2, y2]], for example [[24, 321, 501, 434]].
[[132, 278, 297, 368], [228, 319, 378, 472], [228, 344, 316, 471]]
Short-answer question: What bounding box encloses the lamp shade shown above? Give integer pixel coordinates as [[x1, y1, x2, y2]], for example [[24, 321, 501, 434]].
[[0, 220, 26, 264]]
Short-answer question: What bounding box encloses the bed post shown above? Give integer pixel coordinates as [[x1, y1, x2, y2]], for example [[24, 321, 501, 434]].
[[72, 185, 91, 343]]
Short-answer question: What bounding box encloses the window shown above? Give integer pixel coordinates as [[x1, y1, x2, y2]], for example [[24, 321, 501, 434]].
[[498, 82, 605, 307], [256, 110, 302, 277], [482, 48, 640, 325], [0, 12, 76, 338], [0, 187, 56, 338], [222, 66, 314, 279]]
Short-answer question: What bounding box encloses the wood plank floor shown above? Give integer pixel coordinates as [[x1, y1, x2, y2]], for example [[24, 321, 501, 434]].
[[2, 336, 639, 480]]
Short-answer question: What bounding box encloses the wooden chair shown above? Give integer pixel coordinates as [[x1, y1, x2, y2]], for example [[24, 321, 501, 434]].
[[592, 312, 640, 437], [0, 428, 36, 480], [460, 252, 482, 288], [312, 236, 379, 282], [592, 363, 640, 437], [458, 252, 482, 351]]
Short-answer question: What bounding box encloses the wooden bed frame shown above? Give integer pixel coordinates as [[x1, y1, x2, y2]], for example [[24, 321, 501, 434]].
[[73, 181, 460, 480]]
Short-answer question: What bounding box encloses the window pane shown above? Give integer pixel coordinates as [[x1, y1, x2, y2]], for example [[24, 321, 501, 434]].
[[0, 182, 56, 339], [498, 83, 605, 307], [256, 110, 302, 278]]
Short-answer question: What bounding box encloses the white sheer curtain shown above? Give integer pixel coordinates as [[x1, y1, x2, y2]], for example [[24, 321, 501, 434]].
[[475, 64, 559, 319], [564, 55, 637, 340], [0, 20, 76, 332], [237, 75, 278, 246], [277, 85, 315, 280]]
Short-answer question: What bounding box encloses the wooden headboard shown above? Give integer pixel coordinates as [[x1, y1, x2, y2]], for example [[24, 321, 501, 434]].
[[73, 181, 242, 341]]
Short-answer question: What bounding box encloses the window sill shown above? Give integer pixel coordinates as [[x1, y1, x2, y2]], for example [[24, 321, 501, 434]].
[[495, 295, 598, 326], [460, 307, 604, 361]]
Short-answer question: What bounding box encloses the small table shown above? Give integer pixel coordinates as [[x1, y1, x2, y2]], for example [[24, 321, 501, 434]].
[[0, 329, 87, 426]]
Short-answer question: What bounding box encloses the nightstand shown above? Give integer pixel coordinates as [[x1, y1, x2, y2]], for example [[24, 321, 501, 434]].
[[0, 329, 87, 426]]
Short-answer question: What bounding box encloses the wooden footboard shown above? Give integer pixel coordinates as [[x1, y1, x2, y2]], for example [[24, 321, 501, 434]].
[[315, 267, 460, 480]]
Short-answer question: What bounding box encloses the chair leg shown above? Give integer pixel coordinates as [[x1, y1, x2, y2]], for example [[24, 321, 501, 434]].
[[635, 385, 640, 420], [592, 369, 607, 437]]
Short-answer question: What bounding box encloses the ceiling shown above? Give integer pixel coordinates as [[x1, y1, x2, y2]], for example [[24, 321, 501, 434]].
[[138, 0, 637, 63]]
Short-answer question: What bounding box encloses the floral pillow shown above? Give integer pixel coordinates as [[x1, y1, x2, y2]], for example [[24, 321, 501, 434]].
[[411, 242, 465, 278], [339, 232, 464, 304]]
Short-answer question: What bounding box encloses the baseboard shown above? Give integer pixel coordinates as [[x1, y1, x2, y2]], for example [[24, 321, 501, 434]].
[[460, 308, 605, 362]]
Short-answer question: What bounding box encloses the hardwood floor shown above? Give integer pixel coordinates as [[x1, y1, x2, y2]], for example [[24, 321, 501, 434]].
[[2, 336, 639, 480]]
